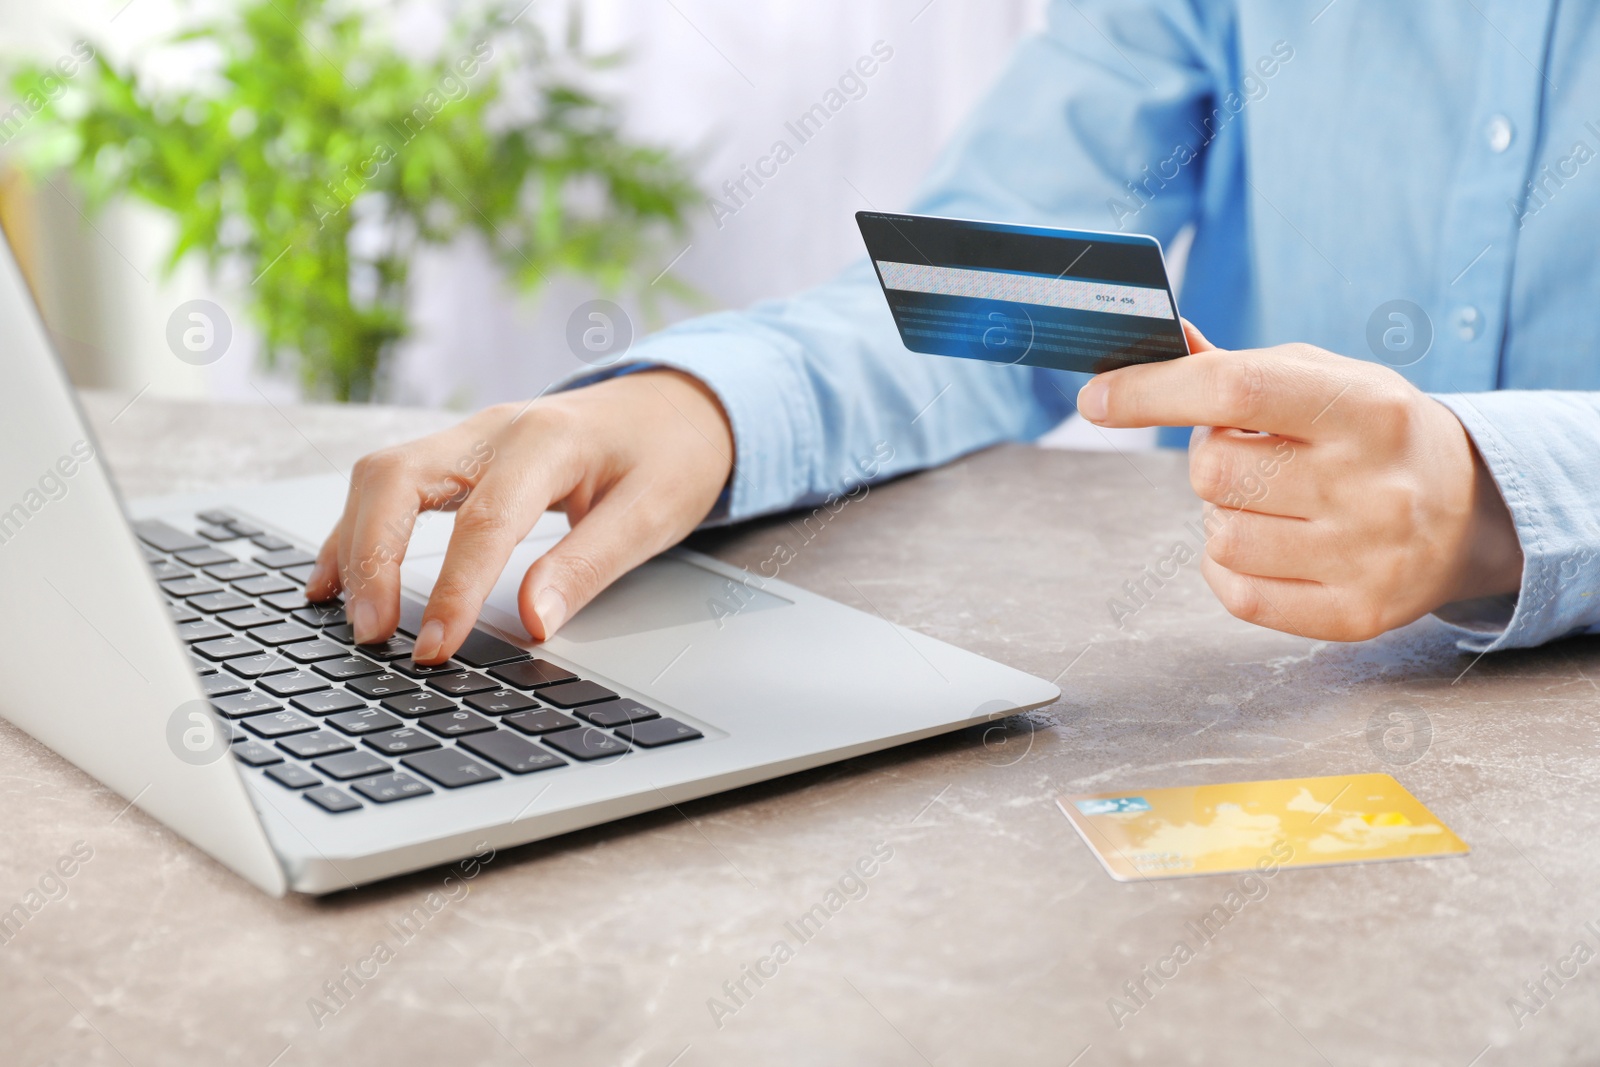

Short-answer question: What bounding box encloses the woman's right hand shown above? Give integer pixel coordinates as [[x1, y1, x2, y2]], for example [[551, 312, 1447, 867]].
[[302, 369, 735, 663]]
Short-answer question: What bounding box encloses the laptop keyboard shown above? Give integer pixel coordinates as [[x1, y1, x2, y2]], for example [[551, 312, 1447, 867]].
[[136, 510, 705, 815]]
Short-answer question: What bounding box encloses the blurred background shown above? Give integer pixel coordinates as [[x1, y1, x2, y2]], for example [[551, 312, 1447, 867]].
[[1, 0, 1149, 447]]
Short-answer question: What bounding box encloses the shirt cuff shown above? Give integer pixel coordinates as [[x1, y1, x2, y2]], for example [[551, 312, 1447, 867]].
[[553, 315, 817, 525], [1430, 393, 1589, 653]]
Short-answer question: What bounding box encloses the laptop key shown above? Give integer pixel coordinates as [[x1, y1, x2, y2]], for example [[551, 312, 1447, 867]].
[[168, 603, 202, 625], [363, 728, 441, 756], [350, 773, 432, 804], [577, 699, 661, 729], [304, 786, 362, 813], [284, 563, 317, 584], [458, 730, 567, 774], [162, 577, 224, 599], [197, 523, 240, 542], [196, 509, 236, 526], [195, 636, 265, 661], [452, 629, 532, 669], [347, 673, 419, 699], [205, 561, 265, 582], [265, 763, 321, 790], [255, 547, 316, 570], [212, 691, 284, 718], [139, 544, 164, 563], [177, 619, 232, 643], [236, 575, 297, 597], [277, 730, 354, 759], [201, 674, 248, 698], [312, 751, 392, 781], [428, 671, 499, 697], [463, 688, 540, 715], [326, 707, 403, 735], [418, 709, 497, 738], [241, 710, 318, 738], [203, 675, 249, 700], [615, 718, 704, 748], [251, 622, 318, 647], [402, 748, 501, 788], [392, 656, 464, 678], [324, 623, 355, 644], [251, 534, 292, 552], [133, 519, 207, 553], [314, 656, 384, 681], [231, 741, 283, 767], [283, 639, 347, 664], [150, 561, 192, 582], [218, 607, 283, 630], [292, 603, 346, 628], [501, 709, 580, 736], [292, 690, 368, 716], [543, 727, 629, 762], [190, 591, 253, 614], [537, 680, 619, 709], [258, 670, 332, 697], [355, 637, 414, 661], [225, 520, 264, 538], [380, 692, 458, 718], [224, 653, 297, 679], [490, 659, 577, 690], [175, 546, 237, 568]]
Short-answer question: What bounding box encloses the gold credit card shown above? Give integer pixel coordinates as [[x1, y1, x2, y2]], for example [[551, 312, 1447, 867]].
[[1057, 773, 1468, 881]]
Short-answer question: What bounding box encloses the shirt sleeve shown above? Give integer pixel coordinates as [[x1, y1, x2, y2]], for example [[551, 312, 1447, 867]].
[[1431, 391, 1600, 652], [561, 0, 1227, 524]]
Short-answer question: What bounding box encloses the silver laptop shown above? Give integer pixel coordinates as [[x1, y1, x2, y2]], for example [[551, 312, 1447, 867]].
[[0, 230, 1058, 896]]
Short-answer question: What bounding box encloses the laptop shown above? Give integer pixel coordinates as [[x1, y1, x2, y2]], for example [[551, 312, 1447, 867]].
[[0, 230, 1059, 896]]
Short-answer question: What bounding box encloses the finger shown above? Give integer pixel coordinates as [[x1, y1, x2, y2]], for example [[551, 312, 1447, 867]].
[[1188, 428, 1311, 518], [413, 442, 572, 662], [1200, 555, 1330, 638], [1181, 319, 1216, 353], [517, 474, 680, 640], [1201, 506, 1346, 582], [303, 527, 344, 603], [309, 470, 370, 603], [1077, 345, 1345, 437], [1200, 555, 1389, 642], [342, 460, 426, 643], [342, 429, 495, 644]]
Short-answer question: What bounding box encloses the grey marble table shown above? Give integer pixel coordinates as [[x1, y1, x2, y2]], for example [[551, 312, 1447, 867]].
[[3, 390, 1597, 1066]]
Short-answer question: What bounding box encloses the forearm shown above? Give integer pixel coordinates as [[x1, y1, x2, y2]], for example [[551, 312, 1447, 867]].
[[565, 261, 1070, 523]]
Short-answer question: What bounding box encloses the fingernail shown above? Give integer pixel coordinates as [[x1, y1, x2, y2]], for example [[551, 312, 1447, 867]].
[[351, 599, 379, 644], [1077, 379, 1109, 423], [533, 587, 568, 637], [414, 619, 445, 663]]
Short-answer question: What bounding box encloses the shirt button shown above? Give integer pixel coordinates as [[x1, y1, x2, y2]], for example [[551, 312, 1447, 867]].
[[1486, 115, 1514, 153], [1454, 306, 1482, 341]]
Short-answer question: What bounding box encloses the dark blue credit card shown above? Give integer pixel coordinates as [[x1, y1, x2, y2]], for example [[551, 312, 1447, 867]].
[[856, 212, 1189, 374]]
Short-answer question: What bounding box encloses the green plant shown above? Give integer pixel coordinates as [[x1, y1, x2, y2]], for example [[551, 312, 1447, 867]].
[[4, 0, 700, 400]]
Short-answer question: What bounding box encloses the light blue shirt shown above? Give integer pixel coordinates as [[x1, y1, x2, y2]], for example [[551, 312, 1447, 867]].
[[571, 0, 1600, 653]]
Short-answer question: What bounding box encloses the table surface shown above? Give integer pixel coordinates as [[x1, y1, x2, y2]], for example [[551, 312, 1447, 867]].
[[4, 390, 1597, 1066]]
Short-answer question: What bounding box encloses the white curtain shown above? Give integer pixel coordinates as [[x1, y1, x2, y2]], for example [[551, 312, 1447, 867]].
[[388, 0, 1050, 408], [12, 0, 1155, 445]]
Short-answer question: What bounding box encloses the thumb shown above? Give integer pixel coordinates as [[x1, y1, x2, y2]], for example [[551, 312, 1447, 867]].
[[516, 482, 671, 640], [1181, 318, 1216, 353]]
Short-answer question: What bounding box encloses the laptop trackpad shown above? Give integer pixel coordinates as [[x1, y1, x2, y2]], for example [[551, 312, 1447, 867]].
[[404, 540, 791, 643], [559, 556, 792, 642]]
